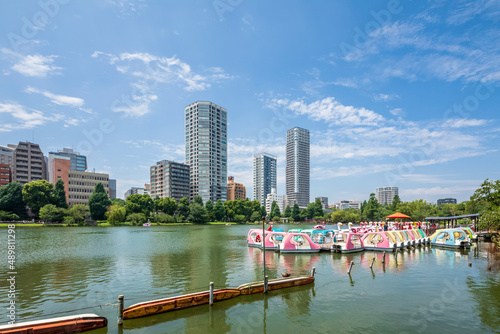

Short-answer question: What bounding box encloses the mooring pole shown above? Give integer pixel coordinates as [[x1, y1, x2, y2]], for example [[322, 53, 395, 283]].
[[263, 219, 268, 294], [312, 267, 316, 277], [347, 261, 354, 275], [370, 257, 375, 269], [209, 282, 214, 305], [117, 295, 124, 325], [382, 251, 386, 264]]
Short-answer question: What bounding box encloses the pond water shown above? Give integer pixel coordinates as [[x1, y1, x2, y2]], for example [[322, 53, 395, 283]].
[[0, 224, 499, 333]]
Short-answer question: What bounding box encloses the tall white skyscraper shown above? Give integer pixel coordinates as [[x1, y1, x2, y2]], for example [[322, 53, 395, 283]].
[[286, 127, 310, 208], [185, 101, 227, 203], [253, 153, 277, 206], [376, 187, 399, 205]]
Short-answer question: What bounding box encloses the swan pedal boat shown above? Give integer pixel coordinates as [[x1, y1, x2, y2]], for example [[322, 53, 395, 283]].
[[278, 233, 321, 253], [0, 314, 107, 334], [428, 229, 471, 249], [331, 232, 364, 253]]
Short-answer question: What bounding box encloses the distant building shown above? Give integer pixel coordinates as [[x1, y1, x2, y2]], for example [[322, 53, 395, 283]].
[[286, 127, 310, 208], [11, 141, 47, 185], [253, 153, 277, 206], [376, 187, 399, 206], [0, 164, 12, 187], [150, 160, 190, 201], [0, 145, 15, 169], [265, 188, 287, 215], [124, 187, 148, 199], [339, 200, 362, 210], [48, 148, 86, 172], [49, 155, 71, 202], [68, 170, 109, 206], [437, 198, 457, 205], [185, 101, 228, 203], [227, 176, 246, 201], [109, 179, 117, 199], [315, 197, 328, 209]]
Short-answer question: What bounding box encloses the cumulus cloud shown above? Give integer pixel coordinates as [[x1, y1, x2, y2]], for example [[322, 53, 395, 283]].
[[2, 48, 62, 77]]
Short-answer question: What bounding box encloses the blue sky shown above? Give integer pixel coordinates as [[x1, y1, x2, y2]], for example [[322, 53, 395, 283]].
[[0, 0, 499, 203]]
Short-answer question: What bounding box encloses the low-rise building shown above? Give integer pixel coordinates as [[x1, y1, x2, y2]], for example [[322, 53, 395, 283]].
[[68, 171, 110, 206], [227, 176, 246, 201], [265, 188, 287, 215], [437, 198, 457, 205], [0, 164, 12, 187]]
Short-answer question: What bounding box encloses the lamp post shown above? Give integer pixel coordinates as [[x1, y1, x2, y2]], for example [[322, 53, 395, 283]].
[[262, 216, 268, 293]]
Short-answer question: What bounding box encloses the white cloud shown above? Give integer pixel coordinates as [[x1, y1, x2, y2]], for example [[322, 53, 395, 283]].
[[401, 185, 479, 198], [2, 48, 62, 77], [25, 86, 85, 108], [93, 51, 234, 116], [374, 93, 399, 102], [0, 102, 52, 131], [268, 97, 384, 126], [442, 118, 489, 128]]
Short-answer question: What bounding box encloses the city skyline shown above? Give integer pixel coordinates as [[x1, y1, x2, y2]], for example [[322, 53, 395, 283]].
[[0, 1, 499, 203]]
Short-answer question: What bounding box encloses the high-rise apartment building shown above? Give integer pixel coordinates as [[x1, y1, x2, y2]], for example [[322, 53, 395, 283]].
[[227, 176, 246, 201], [11, 141, 47, 185], [286, 127, 310, 208], [185, 101, 227, 203], [253, 153, 277, 206], [376, 187, 399, 205], [150, 160, 190, 201], [49, 155, 71, 202], [67, 171, 109, 206], [124, 187, 148, 199]]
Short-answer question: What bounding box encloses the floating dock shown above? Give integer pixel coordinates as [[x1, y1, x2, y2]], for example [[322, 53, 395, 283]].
[[122, 276, 315, 320]]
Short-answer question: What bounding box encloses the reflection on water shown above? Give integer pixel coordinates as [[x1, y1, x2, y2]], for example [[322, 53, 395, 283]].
[[0, 225, 499, 334]]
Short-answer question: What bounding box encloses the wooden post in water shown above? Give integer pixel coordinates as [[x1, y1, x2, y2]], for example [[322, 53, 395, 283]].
[[370, 257, 375, 269], [382, 251, 386, 264], [347, 261, 354, 275], [262, 217, 267, 293], [312, 267, 316, 277], [209, 282, 214, 305], [118, 295, 124, 325]]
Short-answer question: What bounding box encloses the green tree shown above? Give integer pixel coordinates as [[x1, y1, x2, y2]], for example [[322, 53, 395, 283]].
[[306, 202, 315, 220], [89, 182, 111, 220], [188, 202, 208, 224], [39, 204, 64, 222], [250, 211, 261, 222], [125, 194, 153, 217], [68, 204, 90, 225], [470, 179, 500, 230], [205, 200, 215, 221], [284, 205, 292, 218], [22, 180, 54, 218], [53, 179, 68, 209], [160, 197, 178, 215], [110, 198, 126, 207], [193, 195, 204, 206], [233, 214, 246, 223], [391, 194, 402, 212], [292, 203, 300, 221], [127, 212, 147, 226], [0, 211, 20, 221], [269, 201, 281, 219], [106, 205, 126, 225], [155, 213, 175, 223], [0, 182, 26, 218], [363, 193, 380, 221], [214, 199, 226, 221], [178, 197, 190, 217], [314, 198, 324, 217]]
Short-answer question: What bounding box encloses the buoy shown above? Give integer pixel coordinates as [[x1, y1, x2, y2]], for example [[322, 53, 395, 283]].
[[469, 263, 472, 267]]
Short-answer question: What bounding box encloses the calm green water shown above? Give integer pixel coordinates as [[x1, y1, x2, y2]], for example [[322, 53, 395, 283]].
[[1, 225, 499, 334]]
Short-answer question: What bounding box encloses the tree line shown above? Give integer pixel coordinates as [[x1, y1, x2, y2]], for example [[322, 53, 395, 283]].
[[0, 178, 498, 229]]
